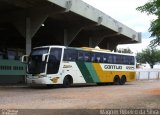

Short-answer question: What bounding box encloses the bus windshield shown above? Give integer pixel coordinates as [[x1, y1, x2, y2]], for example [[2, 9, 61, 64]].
[[28, 48, 49, 74]]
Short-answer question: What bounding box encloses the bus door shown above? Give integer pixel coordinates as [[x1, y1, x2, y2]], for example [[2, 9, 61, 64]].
[[47, 48, 62, 74]]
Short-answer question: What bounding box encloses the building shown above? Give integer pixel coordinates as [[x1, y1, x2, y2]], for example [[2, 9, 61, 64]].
[[0, 0, 141, 84]]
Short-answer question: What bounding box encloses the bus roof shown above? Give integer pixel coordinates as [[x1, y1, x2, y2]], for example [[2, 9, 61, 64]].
[[33, 45, 135, 56]]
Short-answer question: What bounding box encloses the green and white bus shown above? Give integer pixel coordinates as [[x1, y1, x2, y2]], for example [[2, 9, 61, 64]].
[[22, 45, 136, 87]]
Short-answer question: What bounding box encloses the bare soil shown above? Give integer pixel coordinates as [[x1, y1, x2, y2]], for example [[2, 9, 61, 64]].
[[0, 80, 160, 109]]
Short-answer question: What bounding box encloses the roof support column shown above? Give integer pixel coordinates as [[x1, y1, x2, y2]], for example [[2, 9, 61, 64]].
[[11, 8, 49, 54], [26, 17, 31, 55], [96, 27, 123, 46], [88, 31, 110, 48], [64, 26, 83, 46]]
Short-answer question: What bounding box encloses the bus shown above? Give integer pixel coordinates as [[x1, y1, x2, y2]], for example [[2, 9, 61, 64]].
[[22, 45, 136, 87]]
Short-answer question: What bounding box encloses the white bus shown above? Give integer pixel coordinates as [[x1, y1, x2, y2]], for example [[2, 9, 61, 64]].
[[22, 45, 136, 87]]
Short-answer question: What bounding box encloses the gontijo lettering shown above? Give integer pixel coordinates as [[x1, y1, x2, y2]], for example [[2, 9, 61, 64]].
[[104, 65, 122, 70]]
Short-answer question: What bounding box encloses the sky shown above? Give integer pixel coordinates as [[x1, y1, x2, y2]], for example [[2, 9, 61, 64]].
[[82, 0, 156, 53]]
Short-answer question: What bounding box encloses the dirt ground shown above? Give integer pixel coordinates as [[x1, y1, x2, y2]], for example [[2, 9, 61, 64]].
[[0, 80, 160, 110]]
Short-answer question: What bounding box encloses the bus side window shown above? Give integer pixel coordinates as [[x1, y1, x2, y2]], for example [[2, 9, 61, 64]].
[[116, 55, 122, 64], [72, 50, 78, 61], [84, 51, 91, 62], [132, 57, 135, 65], [124, 56, 130, 65], [78, 51, 84, 61], [129, 56, 135, 65], [91, 53, 96, 62], [123, 56, 127, 65], [103, 54, 108, 63], [122, 56, 126, 64], [127, 56, 131, 65], [63, 49, 77, 61], [95, 53, 103, 63], [108, 54, 112, 63], [103, 57, 107, 63], [94, 53, 99, 63], [115, 55, 118, 64], [63, 49, 70, 61], [112, 55, 117, 64]]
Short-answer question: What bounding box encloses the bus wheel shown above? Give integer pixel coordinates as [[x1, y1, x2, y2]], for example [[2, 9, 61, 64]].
[[120, 76, 126, 85], [113, 76, 120, 85], [63, 76, 73, 88]]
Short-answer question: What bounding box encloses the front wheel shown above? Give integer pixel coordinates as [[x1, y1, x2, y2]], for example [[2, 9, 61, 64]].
[[63, 76, 73, 88]]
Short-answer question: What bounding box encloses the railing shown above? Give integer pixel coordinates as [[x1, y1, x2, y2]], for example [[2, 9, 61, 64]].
[[136, 69, 160, 80]]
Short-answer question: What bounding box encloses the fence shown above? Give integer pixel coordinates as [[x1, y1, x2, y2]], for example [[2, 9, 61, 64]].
[[136, 69, 160, 80]]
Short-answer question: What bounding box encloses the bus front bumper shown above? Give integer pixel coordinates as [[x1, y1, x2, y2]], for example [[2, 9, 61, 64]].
[[26, 77, 54, 85]]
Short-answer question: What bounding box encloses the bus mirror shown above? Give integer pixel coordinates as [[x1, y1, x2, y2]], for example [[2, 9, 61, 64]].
[[21, 55, 28, 63], [42, 54, 48, 62]]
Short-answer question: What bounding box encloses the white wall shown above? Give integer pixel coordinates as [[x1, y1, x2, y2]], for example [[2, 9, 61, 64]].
[[136, 69, 160, 80]]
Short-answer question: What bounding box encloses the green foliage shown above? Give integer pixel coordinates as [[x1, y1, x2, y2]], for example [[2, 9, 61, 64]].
[[136, 0, 160, 47], [136, 47, 160, 68], [136, 0, 160, 15]]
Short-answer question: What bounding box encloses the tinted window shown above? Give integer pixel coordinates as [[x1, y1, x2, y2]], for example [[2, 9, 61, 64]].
[[108, 54, 113, 63], [91, 53, 96, 62], [112, 55, 117, 64], [63, 49, 78, 61], [84, 52, 91, 62], [47, 48, 62, 74], [91, 53, 103, 63], [78, 51, 84, 61], [28, 55, 46, 74], [129, 56, 135, 65], [28, 48, 49, 74], [114, 54, 122, 64], [103, 54, 109, 63], [122, 56, 125, 64], [96, 53, 103, 63], [122, 56, 135, 65]]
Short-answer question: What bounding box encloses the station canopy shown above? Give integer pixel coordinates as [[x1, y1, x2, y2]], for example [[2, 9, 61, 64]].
[[0, 0, 141, 53]]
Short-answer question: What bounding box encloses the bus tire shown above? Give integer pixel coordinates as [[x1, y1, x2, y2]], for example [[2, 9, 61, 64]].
[[63, 75, 73, 88], [113, 76, 120, 85], [120, 76, 126, 85]]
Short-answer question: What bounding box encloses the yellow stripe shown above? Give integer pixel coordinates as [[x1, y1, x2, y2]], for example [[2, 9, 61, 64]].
[[92, 63, 136, 82], [92, 63, 107, 82]]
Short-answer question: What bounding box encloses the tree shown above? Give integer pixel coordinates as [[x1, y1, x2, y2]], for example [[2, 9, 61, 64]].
[[136, 47, 160, 68], [136, 0, 160, 47]]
